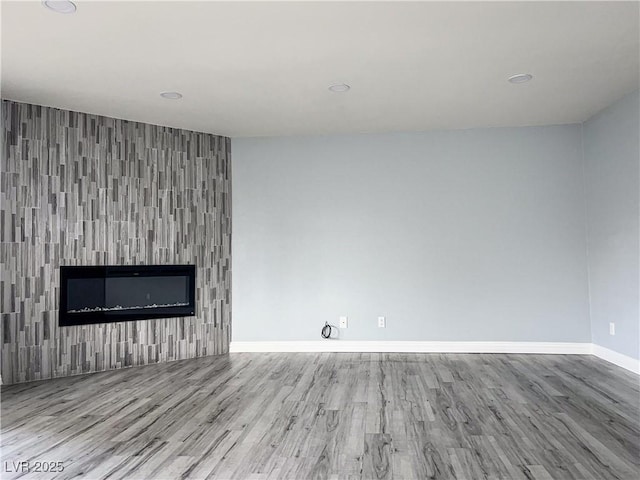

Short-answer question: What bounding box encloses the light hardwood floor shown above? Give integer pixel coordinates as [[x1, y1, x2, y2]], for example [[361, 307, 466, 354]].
[[1, 353, 639, 479]]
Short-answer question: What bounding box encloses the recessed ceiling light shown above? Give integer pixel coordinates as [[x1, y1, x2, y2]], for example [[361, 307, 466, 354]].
[[328, 84, 350, 93], [42, 1, 77, 14], [508, 73, 533, 84], [160, 91, 183, 100]]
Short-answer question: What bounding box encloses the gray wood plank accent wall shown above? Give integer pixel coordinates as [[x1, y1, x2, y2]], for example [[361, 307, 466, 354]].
[[0, 100, 232, 385]]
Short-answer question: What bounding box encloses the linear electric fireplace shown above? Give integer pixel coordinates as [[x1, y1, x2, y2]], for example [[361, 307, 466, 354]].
[[59, 265, 196, 326]]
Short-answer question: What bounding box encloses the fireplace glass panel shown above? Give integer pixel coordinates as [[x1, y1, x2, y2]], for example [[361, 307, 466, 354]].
[[59, 265, 196, 326]]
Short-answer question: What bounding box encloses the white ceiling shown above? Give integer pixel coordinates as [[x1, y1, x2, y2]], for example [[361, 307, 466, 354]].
[[2, 1, 638, 137]]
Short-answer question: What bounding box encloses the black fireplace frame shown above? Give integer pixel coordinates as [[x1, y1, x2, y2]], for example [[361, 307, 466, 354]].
[[59, 265, 196, 327]]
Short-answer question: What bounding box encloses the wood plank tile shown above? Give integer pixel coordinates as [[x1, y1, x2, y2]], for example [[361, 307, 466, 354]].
[[1, 353, 638, 479], [1, 100, 232, 385]]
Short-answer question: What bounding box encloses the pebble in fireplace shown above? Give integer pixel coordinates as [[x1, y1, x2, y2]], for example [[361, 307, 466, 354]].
[[67, 302, 190, 313], [59, 265, 196, 326]]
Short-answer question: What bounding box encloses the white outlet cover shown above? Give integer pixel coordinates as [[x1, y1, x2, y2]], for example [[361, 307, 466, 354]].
[[378, 316, 386, 328], [609, 322, 615, 335], [339, 316, 348, 328]]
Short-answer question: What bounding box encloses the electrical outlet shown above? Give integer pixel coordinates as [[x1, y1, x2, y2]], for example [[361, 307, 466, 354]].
[[378, 316, 386, 328], [339, 316, 348, 328], [609, 322, 615, 336]]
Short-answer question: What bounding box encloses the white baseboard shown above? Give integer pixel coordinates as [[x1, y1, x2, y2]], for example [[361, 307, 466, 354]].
[[591, 344, 640, 374], [230, 341, 591, 355], [231, 341, 640, 374]]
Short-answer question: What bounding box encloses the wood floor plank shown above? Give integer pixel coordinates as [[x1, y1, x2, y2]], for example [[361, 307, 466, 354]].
[[1, 353, 638, 479]]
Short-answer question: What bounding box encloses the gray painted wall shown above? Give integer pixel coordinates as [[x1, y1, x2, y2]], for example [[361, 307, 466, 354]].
[[583, 90, 640, 360], [1, 101, 232, 384], [232, 126, 591, 343]]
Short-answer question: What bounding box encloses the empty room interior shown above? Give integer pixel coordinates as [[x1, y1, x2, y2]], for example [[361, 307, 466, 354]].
[[1, 1, 639, 479]]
